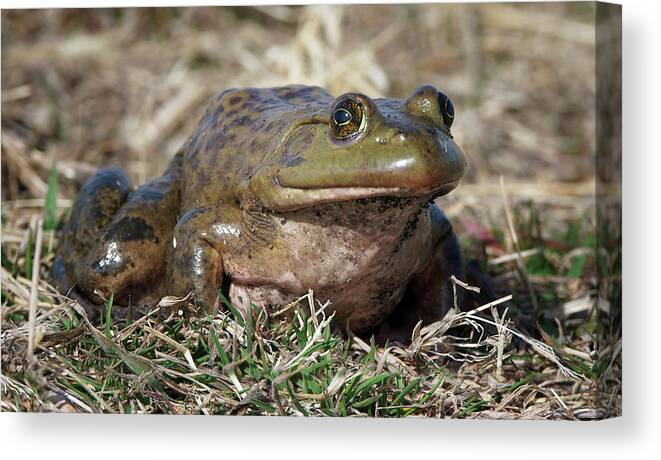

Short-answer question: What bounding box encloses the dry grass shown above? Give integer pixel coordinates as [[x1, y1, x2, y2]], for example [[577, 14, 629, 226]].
[[1, 4, 620, 418], [1, 278, 617, 418]]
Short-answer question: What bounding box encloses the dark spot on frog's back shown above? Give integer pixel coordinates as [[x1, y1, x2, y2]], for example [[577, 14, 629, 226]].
[[177, 207, 209, 227], [106, 216, 158, 244], [283, 156, 305, 167], [279, 86, 318, 100], [228, 96, 243, 106], [87, 193, 121, 224], [233, 115, 253, 127], [135, 188, 164, 202], [401, 211, 421, 240], [209, 130, 227, 150], [212, 105, 224, 120]]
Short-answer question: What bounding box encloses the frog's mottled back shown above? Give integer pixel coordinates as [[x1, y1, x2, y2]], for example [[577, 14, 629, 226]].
[[182, 86, 334, 208]]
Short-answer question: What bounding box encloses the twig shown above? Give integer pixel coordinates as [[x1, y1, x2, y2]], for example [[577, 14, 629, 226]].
[[491, 306, 506, 378], [489, 248, 542, 266], [463, 313, 585, 381], [1, 131, 48, 197], [144, 326, 198, 372], [500, 176, 540, 315], [464, 294, 513, 316], [27, 218, 44, 356]]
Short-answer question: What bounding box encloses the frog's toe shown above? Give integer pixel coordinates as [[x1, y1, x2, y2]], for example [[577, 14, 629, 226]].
[[51, 256, 96, 320], [58, 287, 104, 323]]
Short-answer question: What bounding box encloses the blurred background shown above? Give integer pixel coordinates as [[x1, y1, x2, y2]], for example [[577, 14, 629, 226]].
[[2, 3, 596, 195]]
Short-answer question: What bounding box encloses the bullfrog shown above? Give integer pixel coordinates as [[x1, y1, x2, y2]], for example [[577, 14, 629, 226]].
[[52, 84, 467, 341]]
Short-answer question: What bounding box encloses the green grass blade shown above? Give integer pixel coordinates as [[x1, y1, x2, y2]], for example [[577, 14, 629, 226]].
[[219, 291, 245, 327], [209, 326, 230, 366], [392, 377, 422, 406]]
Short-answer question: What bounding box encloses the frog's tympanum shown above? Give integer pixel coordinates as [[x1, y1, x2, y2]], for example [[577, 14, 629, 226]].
[[53, 85, 468, 341]]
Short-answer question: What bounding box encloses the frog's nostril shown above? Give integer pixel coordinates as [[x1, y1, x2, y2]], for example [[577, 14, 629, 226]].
[[392, 127, 407, 142]]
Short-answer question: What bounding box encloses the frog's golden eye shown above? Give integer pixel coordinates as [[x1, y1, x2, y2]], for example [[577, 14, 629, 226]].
[[437, 91, 455, 129], [330, 98, 366, 141]]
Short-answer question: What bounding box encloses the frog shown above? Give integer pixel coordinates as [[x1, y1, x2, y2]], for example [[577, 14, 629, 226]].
[[52, 84, 468, 342]]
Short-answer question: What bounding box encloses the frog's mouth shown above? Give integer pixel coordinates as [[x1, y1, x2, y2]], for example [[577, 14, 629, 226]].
[[260, 149, 465, 211], [254, 176, 461, 212]]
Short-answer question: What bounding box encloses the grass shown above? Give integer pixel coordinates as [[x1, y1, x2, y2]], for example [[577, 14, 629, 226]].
[[0, 284, 600, 416], [43, 163, 58, 232]]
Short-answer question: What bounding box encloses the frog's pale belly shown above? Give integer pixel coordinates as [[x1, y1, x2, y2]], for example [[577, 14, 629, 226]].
[[223, 200, 435, 332]]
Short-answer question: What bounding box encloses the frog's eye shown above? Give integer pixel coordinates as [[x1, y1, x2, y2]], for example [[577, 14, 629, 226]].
[[330, 98, 366, 141], [437, 91, 455, 129], [333, 108, 352, 125]]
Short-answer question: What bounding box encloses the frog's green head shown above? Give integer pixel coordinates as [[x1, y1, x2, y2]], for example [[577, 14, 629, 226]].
[[250, 85, 466, 212]]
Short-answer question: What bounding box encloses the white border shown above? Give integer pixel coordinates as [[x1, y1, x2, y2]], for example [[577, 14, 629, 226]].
[[2, 0, 660, 458]]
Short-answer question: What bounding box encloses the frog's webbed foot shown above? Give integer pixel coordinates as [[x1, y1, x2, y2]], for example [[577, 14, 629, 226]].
[[167, 207, 225, 315]]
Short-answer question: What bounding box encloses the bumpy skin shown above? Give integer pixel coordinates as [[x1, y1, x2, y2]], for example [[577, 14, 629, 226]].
[[53, 85, 467, 340]]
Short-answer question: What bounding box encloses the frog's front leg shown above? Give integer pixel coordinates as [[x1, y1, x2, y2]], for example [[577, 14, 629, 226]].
[[376, 205, 465, 344], [168, 207, 226, 314]]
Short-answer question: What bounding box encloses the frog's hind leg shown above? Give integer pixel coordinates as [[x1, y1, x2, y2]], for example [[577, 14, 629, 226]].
[[52, 166, 133, 320], [54, 159, 182, 322]]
